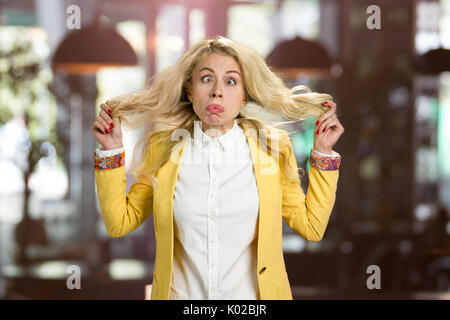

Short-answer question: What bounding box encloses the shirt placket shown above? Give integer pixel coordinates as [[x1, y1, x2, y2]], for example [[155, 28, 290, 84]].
[[207, 144, 219, 300]]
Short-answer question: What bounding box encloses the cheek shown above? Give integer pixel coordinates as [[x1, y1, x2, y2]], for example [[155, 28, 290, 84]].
[[191, 85, 209, 100], [232, 88, 246, 105]]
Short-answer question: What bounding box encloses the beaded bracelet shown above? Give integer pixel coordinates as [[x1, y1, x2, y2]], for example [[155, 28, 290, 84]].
[[94, 151, 125, 170], [310, 150, 341, 171]]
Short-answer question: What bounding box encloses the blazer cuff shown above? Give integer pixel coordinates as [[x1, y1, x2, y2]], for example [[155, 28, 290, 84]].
[[310, 149, 341, 171], [94, 148, 125, 171]]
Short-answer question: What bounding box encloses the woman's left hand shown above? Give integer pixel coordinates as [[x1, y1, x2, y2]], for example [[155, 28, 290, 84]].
[[313, 101, 345, 154]]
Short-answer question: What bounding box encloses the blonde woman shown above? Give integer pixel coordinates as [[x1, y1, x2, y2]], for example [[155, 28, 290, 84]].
[[91, 36, 344, 300]]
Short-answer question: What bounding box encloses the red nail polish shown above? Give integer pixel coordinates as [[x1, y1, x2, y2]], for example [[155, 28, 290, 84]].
[[108, 109, 112, 114], [110, 123, 114, 128], [104, 129, 108, 134], [323, 102, 328, 105], [323, 128, 326, 132], [316, 129, 319, 134], [316, 120, 319, 125], [109, 127, 113, 132]]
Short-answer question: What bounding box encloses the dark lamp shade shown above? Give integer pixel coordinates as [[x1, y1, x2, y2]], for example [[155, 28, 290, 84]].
[[415, 47, 450, 74], [52, 21, 138, 75], [266, 36, 333, 79]]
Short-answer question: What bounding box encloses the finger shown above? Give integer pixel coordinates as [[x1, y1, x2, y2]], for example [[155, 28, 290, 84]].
[[333, 121, 345, 134], [96, 117, 112, 134], [92, 121, 106, 135], [100, 103, 113, 115], [99, 109, 114, 130], [318, 112, 339, 124], [321, 119, 339, 133], [316, 113, 338, 131], [322, 101, 336, 111], [94, 120, 110, 135], [91, 121, 99, 133], [317, 102, 337, 125], [99, 103, 114, 126], [317, 117, 334, 134]]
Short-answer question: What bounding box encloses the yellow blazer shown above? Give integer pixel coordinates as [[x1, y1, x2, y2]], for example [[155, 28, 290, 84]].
[[94, 122, 340, 300]]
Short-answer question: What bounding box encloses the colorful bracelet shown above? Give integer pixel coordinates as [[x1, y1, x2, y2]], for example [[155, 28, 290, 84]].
[[310, 150, 341, 171], [94, 151, 125, 170]]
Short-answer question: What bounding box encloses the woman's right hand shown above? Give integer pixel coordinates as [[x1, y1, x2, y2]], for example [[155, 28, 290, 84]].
[[91, 102, 123, 150]]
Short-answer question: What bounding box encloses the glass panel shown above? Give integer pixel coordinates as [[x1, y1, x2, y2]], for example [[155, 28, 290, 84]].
[[116, 20, 147, 58], [415, 147, 438, 183], [156, 4, 186, 72], [415, 1, 441, 54], [227, 3, 276, 57], [442, 0, 450, 48], [279, 0, 320, 40], [189, 8, 206, 47], [438, 72, 450, 177]]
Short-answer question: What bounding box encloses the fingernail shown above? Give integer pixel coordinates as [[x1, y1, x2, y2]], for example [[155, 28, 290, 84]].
[[323, 102, 328, 105], [323, 128, 326, 132], [108, 109, 112, 114], [316, 129, 319, 134], [316, 120, 320, 126], [109, 127, 113, 132], [110, 123, 114, 128], [104, 129, 108, 134]]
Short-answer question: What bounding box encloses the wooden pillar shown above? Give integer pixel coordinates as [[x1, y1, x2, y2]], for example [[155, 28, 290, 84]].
[[146, 1, 158, 78], [204, 0, 229, 38]]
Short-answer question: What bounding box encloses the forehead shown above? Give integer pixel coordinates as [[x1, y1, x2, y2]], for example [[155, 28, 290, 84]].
[[195, 53, 241, 73]]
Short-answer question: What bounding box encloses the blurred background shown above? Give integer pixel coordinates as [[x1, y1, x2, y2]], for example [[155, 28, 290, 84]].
[[0, 0, 449, 300]]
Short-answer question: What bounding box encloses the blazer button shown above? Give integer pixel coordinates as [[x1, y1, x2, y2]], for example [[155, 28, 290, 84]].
[[259, 267, 267, 274]]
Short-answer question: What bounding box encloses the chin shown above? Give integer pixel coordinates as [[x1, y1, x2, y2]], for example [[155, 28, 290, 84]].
[[204, 113, 225, 123]]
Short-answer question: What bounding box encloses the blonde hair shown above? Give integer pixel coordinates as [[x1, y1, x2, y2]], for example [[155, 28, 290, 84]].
[[106, 36, 332, 189]]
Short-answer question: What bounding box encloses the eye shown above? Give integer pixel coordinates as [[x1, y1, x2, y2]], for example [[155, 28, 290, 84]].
[[201, 75, 213, 83], [226, 78, 237, 85]]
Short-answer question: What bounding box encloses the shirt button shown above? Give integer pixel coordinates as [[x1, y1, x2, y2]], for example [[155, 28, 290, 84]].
[[259, 267, 267, 274]]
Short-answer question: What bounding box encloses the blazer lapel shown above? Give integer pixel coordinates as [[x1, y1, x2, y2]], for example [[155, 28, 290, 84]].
[[241, 123, 276, 203], [241, 123, 281, 271], [154, 137, 188, 204]]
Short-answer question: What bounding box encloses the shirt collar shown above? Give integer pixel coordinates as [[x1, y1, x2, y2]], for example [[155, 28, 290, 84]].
[[193, 119, 240, 151]]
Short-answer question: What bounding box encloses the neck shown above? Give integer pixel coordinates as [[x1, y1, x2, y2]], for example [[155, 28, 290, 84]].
[[201, 120, 234, 138]]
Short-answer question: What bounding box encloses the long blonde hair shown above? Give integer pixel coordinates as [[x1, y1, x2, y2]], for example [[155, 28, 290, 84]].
[[106, 36, 332, 189]]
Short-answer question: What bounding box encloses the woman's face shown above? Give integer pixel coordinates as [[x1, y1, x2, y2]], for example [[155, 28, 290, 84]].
[[188, 53, 246, 134]]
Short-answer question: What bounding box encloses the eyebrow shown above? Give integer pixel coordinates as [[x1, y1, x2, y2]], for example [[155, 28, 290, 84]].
[[198, 67, 241, 77]]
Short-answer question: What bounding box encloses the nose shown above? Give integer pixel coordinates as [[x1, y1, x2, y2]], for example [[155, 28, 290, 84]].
[[211, 84, 222, 98]]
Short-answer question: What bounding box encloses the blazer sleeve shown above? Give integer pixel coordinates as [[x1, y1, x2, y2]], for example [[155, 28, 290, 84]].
[[94, 150, 154, 238], [281, 138, 340, 242]]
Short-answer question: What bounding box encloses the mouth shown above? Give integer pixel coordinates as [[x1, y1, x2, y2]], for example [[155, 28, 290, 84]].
[[206, 104, 224, 114]]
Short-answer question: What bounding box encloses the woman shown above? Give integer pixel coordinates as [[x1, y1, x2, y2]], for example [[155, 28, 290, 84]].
[[91, 36, 344, 300]]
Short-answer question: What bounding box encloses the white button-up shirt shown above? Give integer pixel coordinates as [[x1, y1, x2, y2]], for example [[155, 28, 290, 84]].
[[170, 119, 260, 300]]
